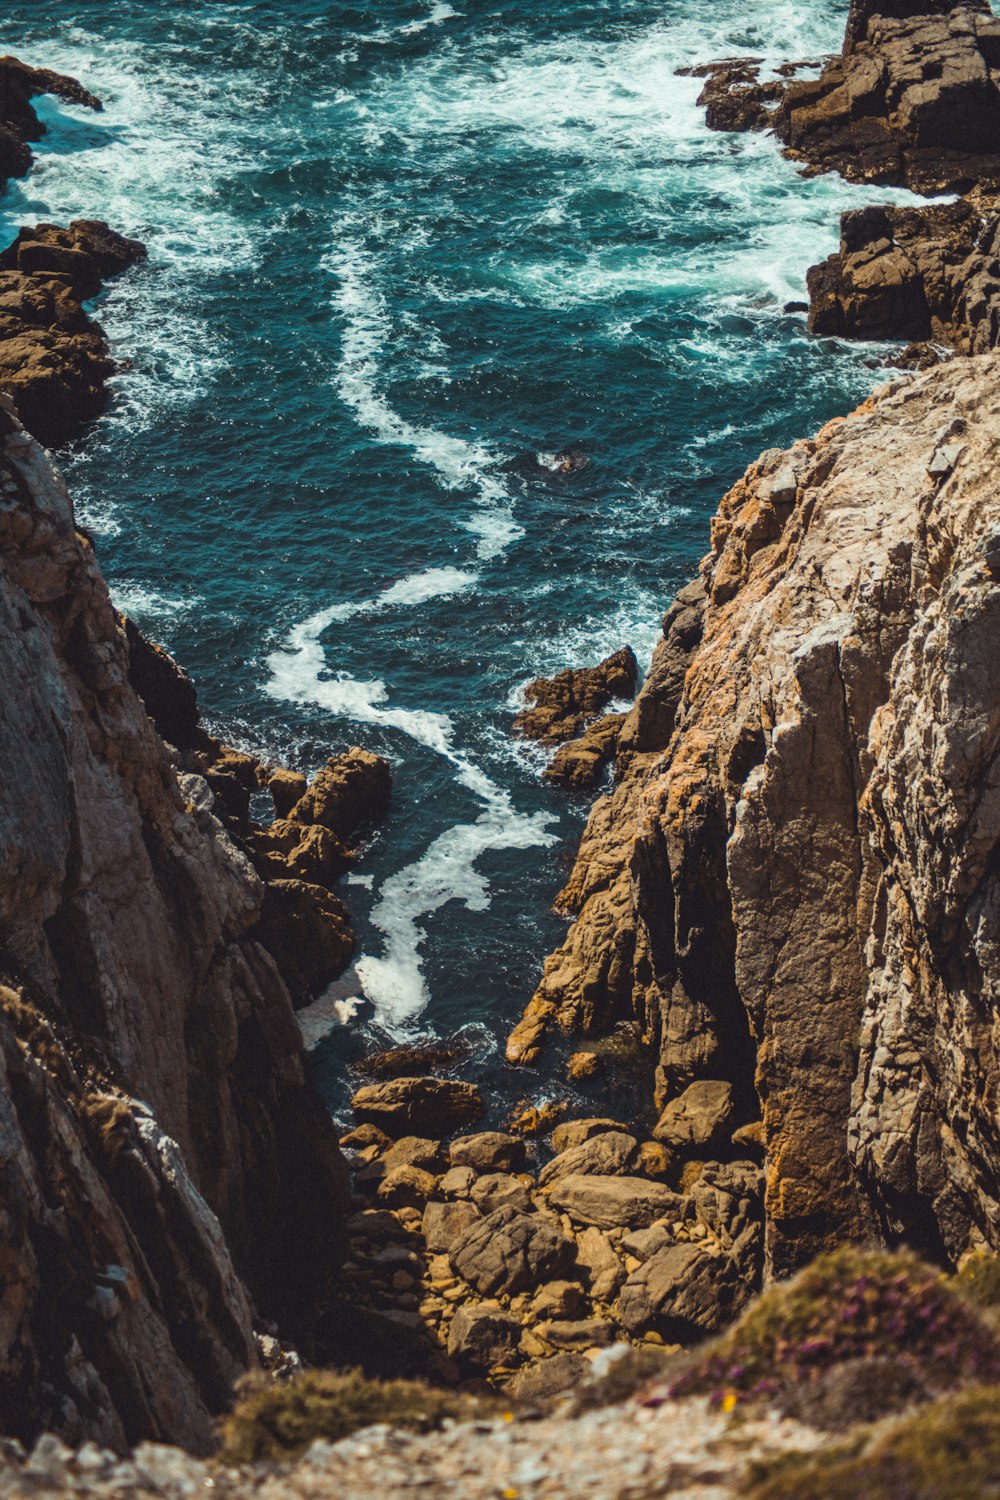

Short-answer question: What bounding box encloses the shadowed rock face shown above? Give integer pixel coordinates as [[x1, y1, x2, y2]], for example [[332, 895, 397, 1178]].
[[0, 55, 102, 193], [0, 404, 350, 1450], [511, 353, 1000, 1278]]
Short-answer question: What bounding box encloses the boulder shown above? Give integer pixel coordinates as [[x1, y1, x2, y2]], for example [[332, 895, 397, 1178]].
[[449, 1206, 575, 1297], [351, 1076, 483, 1138], [565, 1049, 602, 1079], [652, 1081, 735, 1151], [550, 1118, 628, 1154], [546, 716, 626, 791], [513, 647, 639, 745], [447, 1303, 521, 1371], [620, 1224, 673, 1262], [377, 1136, 448, 1175], [636, 1141, 672, 1180], [538, 1131, 640, 1190], [469, 1172, 533, 1215], [449, 1131, 527, 1173], [376, 1165, 438, 1209], [504, 1351, 590, 1402], [289, 747, 391, 839], [352, 1040, 467, 1081], [546, 1175, 682, 1230], [530, 1280, 588, 1321], [618, 1244, 747, 1340], [269, 767, 307, 817], [537, 1318, 615, 1350], [256, 880, 354, 1004], [421, 1199, 481, 1254], [439, 1165, 476, 1199]]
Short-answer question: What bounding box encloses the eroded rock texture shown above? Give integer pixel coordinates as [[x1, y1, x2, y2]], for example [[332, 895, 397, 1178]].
[[0, 55, 101, 193], [511, 353, 1000, 1281], [0, 406, 351, 1449]]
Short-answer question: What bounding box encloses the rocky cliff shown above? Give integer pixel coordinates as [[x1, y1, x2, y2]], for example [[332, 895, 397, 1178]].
[[510, 351, 1000, 1284], [0, 399, 363, 1452]]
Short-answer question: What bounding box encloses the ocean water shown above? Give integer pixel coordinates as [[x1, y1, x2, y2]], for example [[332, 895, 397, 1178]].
[[0, 0, 921, 1123]]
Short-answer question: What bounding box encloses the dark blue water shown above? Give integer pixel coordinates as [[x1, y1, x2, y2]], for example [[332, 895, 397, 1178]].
[[0, 0, 919, 1121]]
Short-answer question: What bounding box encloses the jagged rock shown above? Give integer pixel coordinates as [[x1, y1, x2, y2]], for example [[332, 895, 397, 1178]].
[[122, 618, 200, 749], [0, 57, 102, 193], [516, 354, 1000, 1283], [421, 1199, 481, 1254], [380, 1136, 448, 1174], [0, 221, 145, 446], [0, 409, 351, 1449], [247, 819, 355, 889], [352, 1040, 467, 1081], [449, 1131, 527, 1173], [652, 1081, 735, 1151], [565, 1049, 602, 1079], [257, 879, 354, 1004], [288, 747, 391, 839], [546, 715, 626, 791], [550, 1118, 629, 1154], [618, 1244, 746, 1339], [538, 1131, 640, 1189], [513, 647, 638, 745], [376, 1165, 439, 1209], [546, 1175, 682, 1230], [449, 1206, 575, 1296], [352, 1076, 484, 1138], [447, 1303, 521, 1370]]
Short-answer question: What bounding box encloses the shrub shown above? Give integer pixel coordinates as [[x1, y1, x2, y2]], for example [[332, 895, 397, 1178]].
[[668, 1246, 1000, 1418], [219, 1368, 492, 1464], [745, 1384, 1000, 1500], [953, 1251, 1000, 1310]]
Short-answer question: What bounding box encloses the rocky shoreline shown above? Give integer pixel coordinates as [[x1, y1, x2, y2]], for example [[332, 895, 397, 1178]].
[[7, 2, 1000, 1491]]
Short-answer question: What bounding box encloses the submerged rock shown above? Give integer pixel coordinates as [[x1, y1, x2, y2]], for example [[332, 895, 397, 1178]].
[[513, 647, 638, 746]]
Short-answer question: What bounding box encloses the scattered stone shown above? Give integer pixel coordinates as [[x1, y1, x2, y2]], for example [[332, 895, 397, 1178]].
[[450, 1206, 575, 1297], [380, 1136, 448, 1175], [449, 1132, 527, 1173], [574, 1226, 626, 1301], [537, 1318, 615, 1351], [652, 1080, 735, 1151], [352, 1077, 484, 1138], [620, 1224, 673, 1262]]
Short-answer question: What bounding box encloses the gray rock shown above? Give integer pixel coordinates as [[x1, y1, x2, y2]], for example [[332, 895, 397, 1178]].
[[450, 1206, 575, 1296], [574, 1226, 626, 1301], [538, 1317, 615, 1350], [504, 1351, 589, 1402], [546, 1175, 682, 1230], [470, 1172, 533, 1215]]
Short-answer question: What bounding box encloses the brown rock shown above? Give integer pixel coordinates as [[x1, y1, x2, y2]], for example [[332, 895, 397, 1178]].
[[352, 1040, 466, 1081], [636, 1141, 672, 1180], [618, 1244, 747, 1340], [504, 1351, 590, 1401], [447, 1303, 521, 1371], [351, 1076, 484, 1138], [513, 647, 639, 745], [269, 767, 307, 817], [550, 1118, 629, 1154], [536, 1317, 615, 1350], [421, 1199, 481, 1254], [574, 1226, 626, 1301], [566, 1050, 602, 1080], [538, 1131, 640, 1190], [380, 1136, 448, 1175], [469, 1172, 534, 1215], [289, 746, 391, 839], [256, 879, 354, 1005], [376, 1165, 439, 1209], [439, 1165, 476, 1199], [652, 1081, 735, 1151], [530, 1280, 588, 1321], [546, 1175, 682, 1230], [546, 715, 626, 791], [449, 1131, 527, 1173]]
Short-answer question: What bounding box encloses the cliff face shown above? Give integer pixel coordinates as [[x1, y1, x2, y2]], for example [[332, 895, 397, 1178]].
[[0, 403, 350, 1450], [511, 352, 1000, 1279]]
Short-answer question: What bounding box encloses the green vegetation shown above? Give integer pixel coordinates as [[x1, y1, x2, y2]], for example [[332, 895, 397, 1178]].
[[670, 1246, 1000, 1419], [567, 1346, 676, 1413], [953, 1251, 1000, 1310], [746, 1385, 1000, 1500], [220, 1369, 493, 1464]]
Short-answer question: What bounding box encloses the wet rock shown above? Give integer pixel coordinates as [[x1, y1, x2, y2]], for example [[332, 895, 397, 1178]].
[[421, 1199, 481, 1254], [449, 1132, 527, 1173], [546, 715, 627, 791], [565, 1049, 602, 1080], [450, 1206, 575, 1296], [618, 1244, 746, 1340], [289, 747, 391, 840], [352, 1077, 484, 1138], [513, 647, 639, 745], [652, 1081, 735, 1151], [538, 1131, 640, 1190], [507, 1100, 565, 1135], [352, 1040, 468, 1081], [447, 1303, 521, 1371], [546, 1175, 683, 1230]]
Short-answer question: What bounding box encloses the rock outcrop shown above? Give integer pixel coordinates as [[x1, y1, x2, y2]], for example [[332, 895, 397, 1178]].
[[0, 403, 355, 1450], [0, 221, 146, 447], [513, 648, 639, 790], [508, 353, 1000, 1286], [0, 56, 101, 193]]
